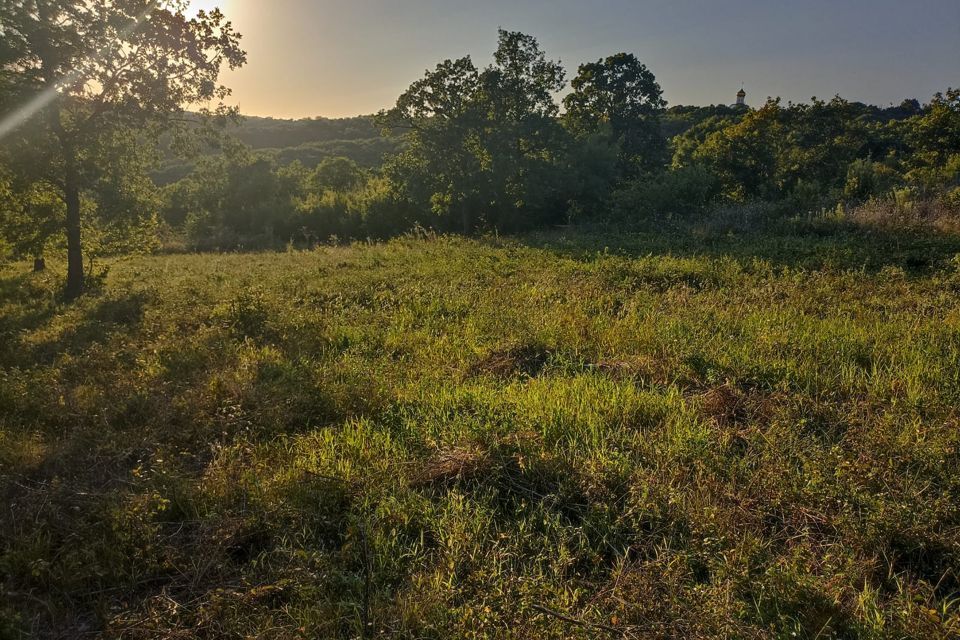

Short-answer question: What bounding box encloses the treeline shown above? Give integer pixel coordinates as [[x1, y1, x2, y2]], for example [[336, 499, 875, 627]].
[[3, 28, 960, 263], [152, 30, 960, 250]]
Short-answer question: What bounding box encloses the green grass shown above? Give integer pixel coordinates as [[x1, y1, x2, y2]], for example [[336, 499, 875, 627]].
[[2, 222, 960, 638]]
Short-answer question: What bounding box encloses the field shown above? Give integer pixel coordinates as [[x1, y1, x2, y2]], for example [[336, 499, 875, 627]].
[[2, 219, 960, 638]]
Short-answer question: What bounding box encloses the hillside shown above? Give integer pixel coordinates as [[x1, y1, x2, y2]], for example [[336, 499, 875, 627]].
[[228, 114, 384, 149], [152, 114, 403, 185], [3, 221, 960, 638]]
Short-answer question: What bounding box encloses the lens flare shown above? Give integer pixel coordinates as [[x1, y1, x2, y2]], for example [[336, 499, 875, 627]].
[[0, 6, 156, 143]]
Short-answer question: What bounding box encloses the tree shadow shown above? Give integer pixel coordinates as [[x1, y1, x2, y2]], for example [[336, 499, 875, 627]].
[[0, 272, 63, 365], [12, 291, 151, 367], [520, 219, 960, 274]]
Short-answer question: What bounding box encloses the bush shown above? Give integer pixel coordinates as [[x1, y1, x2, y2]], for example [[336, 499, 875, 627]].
[[290, 190, 355, 242], [356, 177, 417, 239], [945, 186, 960, 208], [844, 159, 900, 203], [611, 164, 720, 221], [782, 179, 836, 216]]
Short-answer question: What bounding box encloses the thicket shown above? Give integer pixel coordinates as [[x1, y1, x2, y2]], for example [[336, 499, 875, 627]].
[[151, 42, 959, 251]]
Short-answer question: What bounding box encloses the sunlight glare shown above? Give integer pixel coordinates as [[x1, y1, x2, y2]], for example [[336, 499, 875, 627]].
[[188, 0, 228, 17]]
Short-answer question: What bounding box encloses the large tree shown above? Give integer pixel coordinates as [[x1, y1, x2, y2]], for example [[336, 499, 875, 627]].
[[381, 30, 570, 233], [480, 30, 568, 230], [564, 53, 667, 176], [0, 0, 245, 297], [380, 56, 485, 233], [902, 88, 960, 193]]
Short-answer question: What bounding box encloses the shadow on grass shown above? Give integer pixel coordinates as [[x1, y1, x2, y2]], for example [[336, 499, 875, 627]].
[[0, 272, 62, 365], [5, 290, 151, 368], [521, 218, 960, 274]]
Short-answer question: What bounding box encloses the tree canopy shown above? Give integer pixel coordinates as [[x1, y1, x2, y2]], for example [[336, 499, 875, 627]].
[[0, 0, 244, 296], [564, 53, 667, 175]]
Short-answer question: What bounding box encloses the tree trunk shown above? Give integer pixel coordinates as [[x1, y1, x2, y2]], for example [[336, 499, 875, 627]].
[[33, 257, 46, 272], [63, 148, 84, 300], [461, 200, 471, 235]]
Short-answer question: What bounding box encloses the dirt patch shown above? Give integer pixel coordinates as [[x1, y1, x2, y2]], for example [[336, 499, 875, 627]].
[[410, 445, 491, 488], [471, 344, 552, 378], [700, 384, 748, 426]]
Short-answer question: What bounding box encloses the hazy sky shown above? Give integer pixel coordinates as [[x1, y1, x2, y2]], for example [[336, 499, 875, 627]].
[[190, 0, 960, 119]]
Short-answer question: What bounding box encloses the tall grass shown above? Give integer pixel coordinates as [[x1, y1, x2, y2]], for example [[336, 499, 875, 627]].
[[2, 220, 960, 638]]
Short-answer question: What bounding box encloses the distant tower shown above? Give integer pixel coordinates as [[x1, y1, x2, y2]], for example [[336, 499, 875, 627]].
[[736, 87, 747, 107]]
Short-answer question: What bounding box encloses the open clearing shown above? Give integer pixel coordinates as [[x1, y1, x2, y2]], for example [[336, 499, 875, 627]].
[[3, 223, 960, 638]]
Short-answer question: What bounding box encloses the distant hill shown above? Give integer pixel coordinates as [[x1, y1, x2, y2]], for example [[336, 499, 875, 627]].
[[228, 114, 386, 149], [153, 114, 404, 185], [233, 115, 402, 171]]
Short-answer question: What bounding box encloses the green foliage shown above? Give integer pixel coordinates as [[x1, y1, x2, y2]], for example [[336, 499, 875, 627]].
[[228, 114, 386, 150], [844, 159, 900, 202], [565, 52, 668, 175], [662, 104, 749, 139], [0, 0, 245, 296], [151, 116, 404, 186], [612, 164, 721, 220], [692, 100, 786, 201], [310, 157, 367, 192], [0, 178, 62, 260], [144, 82, 960, 248], [676, 91, 960, 212], [903, 88, 960, 187], [6, 12, 958, 255], [164, 150, 414, 248], [671, 113, 745, 168], [381, 30, 574, 233], [560, 130, 621, 220], [169, 150, 301, 249]]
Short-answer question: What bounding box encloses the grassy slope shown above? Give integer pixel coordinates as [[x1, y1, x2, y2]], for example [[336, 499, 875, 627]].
[[2, 224, 960, 638]]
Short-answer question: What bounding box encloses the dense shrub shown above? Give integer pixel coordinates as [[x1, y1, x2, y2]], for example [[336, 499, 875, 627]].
[[844, 158, 901, 202], [611, 165, 721, 220]]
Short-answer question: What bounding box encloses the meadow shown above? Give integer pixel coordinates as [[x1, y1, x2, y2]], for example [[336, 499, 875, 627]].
[[2, 217, 960, 638]]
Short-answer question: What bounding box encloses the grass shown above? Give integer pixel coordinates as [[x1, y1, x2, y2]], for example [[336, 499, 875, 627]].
[[2, 220, 960, 638]]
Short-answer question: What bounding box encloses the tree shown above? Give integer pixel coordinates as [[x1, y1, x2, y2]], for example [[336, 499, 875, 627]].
[[692, 99, 784, 201], [564, 53, 667, 176], [485, 30, 565, 121], [0, 169, 62, 268], [380, 56, 484, 233], [0, 0, 245, 298], [776, 97, 869, 193], [165, 146, 307, 250], [902, 88, 960, 193], [381, 30, 570, 233], [480, 30, 568, 230], [311, 156, 366, 193]]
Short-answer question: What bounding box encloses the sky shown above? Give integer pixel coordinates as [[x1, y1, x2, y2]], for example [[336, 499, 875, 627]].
[[189, 0, 960, 119]]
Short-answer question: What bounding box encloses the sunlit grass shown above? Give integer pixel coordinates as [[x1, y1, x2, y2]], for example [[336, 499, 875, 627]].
[[2, 224, 960, 638]]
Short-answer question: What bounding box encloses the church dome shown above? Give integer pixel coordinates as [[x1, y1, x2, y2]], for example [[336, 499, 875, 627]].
[[735, 87, 747, 107]]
